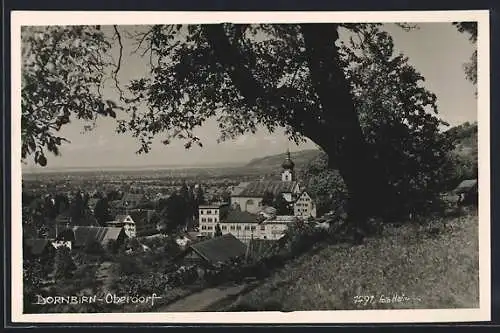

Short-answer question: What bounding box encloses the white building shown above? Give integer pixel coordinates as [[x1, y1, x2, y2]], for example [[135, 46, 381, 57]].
[[230, 151, 301, 214], [218, 210, 261, 242], [198, 203, 229, 237], [106, 214, 136, 238], [258, 215, 299, 240], [293, 191, 317, 218]]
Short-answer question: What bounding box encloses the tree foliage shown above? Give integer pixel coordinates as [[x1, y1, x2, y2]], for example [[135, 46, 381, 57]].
[[21, 23, 466, 228], [94, 197, 112, 225], [21, 26, 121, 166], [54, 246, 76, 281], [339, 26, 455, 216], [453, 22, 477, 88]]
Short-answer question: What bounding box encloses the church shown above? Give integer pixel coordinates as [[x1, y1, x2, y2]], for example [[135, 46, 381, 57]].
[[230, 150, 316, 218]]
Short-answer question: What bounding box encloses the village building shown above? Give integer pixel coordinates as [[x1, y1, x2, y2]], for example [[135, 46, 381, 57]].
[[198, 202, 229, 237], [181, 233, 247, 268], [258, 215, 299, 240], [229, 151, 305, 214], [454, 179, 478, 206], [56, 226, 128, 249], [105, 214, 137, 238], [293, 191, 317, 218], [218, 210, 263, 243]]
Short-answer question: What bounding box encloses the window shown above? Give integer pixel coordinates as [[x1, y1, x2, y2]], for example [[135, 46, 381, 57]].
[[244, 226, 250, 231], [230, 225, 235, 230], [236, 226, 241, 230], [208, 226, 213, 230], [260, 225, 266, 231], [200, 210, 204, 215], [251, 226, 256, 231], [214, 217, 218, 222], [202, 225, 206, 230], [208, 217, 213, 222], [201, 218, 206, 222], [207, 210, 212, 214], [222, 225, 227, 230]]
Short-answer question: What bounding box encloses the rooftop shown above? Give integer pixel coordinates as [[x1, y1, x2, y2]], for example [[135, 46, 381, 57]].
[[189, 233, 247, 265], [222, 210, 262, 224], [233, 180, 299, 198]]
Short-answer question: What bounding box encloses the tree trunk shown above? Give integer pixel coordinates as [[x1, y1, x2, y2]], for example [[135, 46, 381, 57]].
[[204, 24, 395, 234], [301, 24, 395, 233]]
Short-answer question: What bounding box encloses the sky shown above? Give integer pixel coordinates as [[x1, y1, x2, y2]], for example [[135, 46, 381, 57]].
[[22, 22, 477, 172]]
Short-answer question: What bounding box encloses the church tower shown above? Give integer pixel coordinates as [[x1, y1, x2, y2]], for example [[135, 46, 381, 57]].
[[281, 150, 295, 182]]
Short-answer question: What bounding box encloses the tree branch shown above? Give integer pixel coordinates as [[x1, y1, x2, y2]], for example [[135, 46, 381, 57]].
[[113, 25, 125, 101], [202, 24, 328, 145]]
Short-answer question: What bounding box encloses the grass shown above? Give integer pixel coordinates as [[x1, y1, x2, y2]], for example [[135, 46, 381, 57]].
[[228, 208, 479, 311]]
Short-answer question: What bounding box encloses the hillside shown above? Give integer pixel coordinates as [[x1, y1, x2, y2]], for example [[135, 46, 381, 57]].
[[224, 208, 479, 311], [447, 121, 478, 161], [245, 149, 322, 172]]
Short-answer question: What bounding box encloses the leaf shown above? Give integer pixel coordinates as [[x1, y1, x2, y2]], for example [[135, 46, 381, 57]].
[[38, 155, 47, 167]]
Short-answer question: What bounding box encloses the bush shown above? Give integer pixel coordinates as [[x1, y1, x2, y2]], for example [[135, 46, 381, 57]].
[[54, 247, 76, 281], [116, 255, 143, 275]]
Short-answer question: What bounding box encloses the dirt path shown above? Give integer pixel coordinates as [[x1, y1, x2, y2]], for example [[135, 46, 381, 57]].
[[156, 284, 247, 312], [95, 261, 114, 292]]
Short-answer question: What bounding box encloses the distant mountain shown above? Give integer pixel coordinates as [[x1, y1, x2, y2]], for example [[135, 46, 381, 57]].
[[245, 149, 322, 171]]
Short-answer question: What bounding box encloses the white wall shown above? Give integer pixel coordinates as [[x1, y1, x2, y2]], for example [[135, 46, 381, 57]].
[[199, 207, 221, 237]]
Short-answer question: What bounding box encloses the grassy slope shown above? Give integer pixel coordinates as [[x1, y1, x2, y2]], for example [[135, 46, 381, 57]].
[[230, 208, 479, 310]]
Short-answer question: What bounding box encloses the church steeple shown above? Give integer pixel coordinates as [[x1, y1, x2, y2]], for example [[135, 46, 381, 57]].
[[281, 149, 295, 181]]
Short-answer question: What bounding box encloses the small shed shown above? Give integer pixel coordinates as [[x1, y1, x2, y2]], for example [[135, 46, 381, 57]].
[[454, 179, 478, 205], [181, 233, 247, 267]]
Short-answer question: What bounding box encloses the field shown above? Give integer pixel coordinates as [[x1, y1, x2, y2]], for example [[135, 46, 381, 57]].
[[225, 207, 479, 311]]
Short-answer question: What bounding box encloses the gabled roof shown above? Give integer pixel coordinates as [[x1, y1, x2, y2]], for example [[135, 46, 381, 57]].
[[189, 234, 247, 265], [233, 180, 299, 198], [57, 226, 125, 247], [115, 214, 135, 224], [223, 210, 261, 224], [454, 179, 478, 193], [24, 239, 53, 256]]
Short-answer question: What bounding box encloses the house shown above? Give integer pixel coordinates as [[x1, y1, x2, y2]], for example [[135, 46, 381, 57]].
[[293, 191, 317, 218], [24, 238, 56, 260], [56, 226, 127, 249], [105, 214, 137, 238], [454, 179, 478, 206], [181, 233, 247, 267], [258, 215, 299, 240], [198, 202, 229, 235], [230, 151, 302, 214], [216, 210, 263, 242]]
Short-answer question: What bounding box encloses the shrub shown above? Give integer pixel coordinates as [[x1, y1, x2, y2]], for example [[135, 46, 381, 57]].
[[116, 255, 143, 275], [54, 247, 76, 281]]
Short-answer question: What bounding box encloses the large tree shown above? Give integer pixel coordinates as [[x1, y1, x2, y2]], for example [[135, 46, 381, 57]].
[[21, 23, 466, 234]]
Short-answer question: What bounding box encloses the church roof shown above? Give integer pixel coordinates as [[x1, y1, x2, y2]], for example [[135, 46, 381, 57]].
[[233, 180, 299, 198], [282, 151, 295, 170]]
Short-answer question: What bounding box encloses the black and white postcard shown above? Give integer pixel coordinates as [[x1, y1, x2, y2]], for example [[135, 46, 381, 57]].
[[10, 10, 490, 324]]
